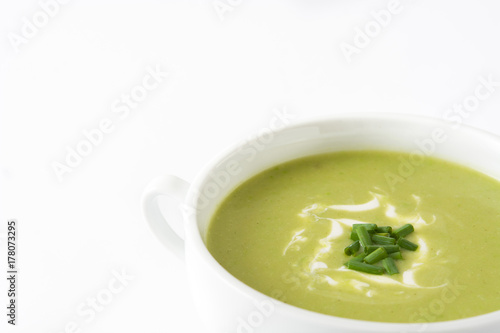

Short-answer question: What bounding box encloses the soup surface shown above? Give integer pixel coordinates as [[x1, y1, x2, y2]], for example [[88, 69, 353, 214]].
[[206, 151, 500, 323]]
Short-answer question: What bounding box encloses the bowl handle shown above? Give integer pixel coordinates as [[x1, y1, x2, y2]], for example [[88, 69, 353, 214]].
[[142, 175, 190, 261]]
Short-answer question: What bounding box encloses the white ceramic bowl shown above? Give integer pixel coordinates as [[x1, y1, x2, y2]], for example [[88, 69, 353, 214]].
[[142, 113, 500, 333]]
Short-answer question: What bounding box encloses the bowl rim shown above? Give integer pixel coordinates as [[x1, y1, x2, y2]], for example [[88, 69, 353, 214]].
[[184, 112, 500, 331]]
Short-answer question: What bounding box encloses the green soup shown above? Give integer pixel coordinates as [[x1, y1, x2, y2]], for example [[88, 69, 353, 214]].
[[206, 151, 500, 323]]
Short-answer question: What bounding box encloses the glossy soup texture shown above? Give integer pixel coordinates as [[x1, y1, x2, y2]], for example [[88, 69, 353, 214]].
[[206, 151, 500, 323]]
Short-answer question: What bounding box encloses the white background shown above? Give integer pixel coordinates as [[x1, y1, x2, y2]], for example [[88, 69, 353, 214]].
[[1, 0, 500, 332]]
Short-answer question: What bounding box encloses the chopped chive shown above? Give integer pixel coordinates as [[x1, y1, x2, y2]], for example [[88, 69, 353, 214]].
[[364, 247, 388, 264], [344, 222, 418, 276], [393, 224, 415, 238], [375, 226, 393, 233], [346, 260, 384, 275], [344, 241, 360, 256], [389, 251, 403, 260], [372, 234, 396, 245], [382, 257, 399, 275], [351, 252, 367, 262], [364, 245, 377, 253], [353, 223, 377, 230], [353, 223, 377, 233], [344, 252, 367, 266], [365, 244, 400, 254], [397, 238, 419, 251], [356, 226, 373, 248]]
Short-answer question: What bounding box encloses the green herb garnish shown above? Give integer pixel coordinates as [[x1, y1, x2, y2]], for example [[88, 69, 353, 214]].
[[346, 260, 384, 275], [356, 226, 373, 248], [375, 226, 393, 233], [343, 223, 418, 275], [350, 223, 377, 241], [351, 252, 367, 262], [397, 238, 419, 251], [372, 234, 396, 245], [353, 223, 377, 232], [344, 240, 360, 256], [365, 244, 400, 254], [364, 247, 388, 264], [389, 251, 403, 260], [393, 223, 414, 238], [382, 257, 399, 275]]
